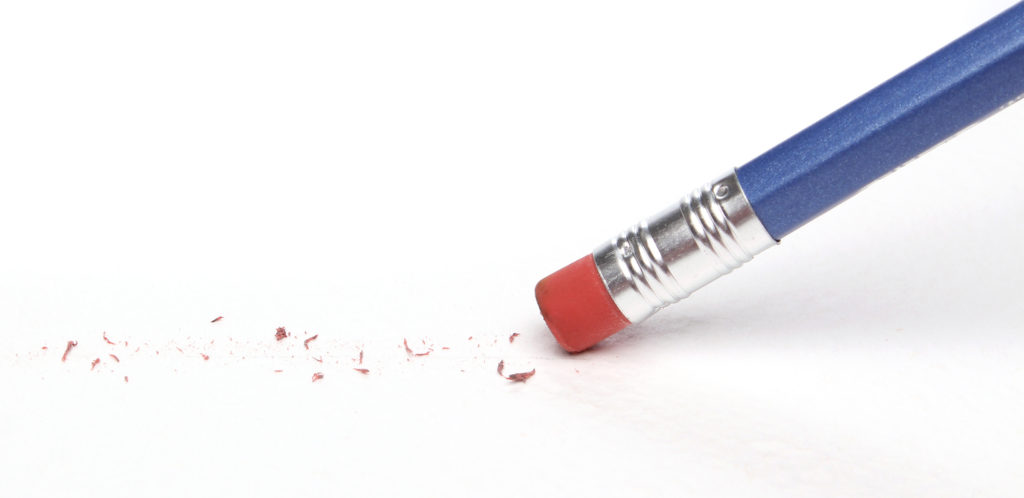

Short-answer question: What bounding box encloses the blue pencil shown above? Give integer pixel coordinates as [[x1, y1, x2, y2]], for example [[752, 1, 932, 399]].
[[536, 2, 1024, 352]]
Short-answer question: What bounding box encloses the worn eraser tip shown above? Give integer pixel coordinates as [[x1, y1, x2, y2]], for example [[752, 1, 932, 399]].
[[535, 254, 631, 353]]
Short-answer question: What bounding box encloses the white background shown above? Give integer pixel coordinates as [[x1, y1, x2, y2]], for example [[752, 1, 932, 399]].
[[1, 0, 1022, 496]]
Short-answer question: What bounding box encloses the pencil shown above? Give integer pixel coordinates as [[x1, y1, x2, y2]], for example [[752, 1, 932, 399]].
[[535, 2, 1024, 352]]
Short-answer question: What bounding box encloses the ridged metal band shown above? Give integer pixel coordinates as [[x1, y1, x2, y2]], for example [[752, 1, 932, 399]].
[[593, 170, 776, 323]]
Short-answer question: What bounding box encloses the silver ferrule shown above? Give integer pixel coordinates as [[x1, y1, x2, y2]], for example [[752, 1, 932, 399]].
[[593, 170, 776, 323]]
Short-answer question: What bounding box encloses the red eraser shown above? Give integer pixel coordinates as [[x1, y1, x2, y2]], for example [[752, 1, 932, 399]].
[[535, 254, 631, 353]]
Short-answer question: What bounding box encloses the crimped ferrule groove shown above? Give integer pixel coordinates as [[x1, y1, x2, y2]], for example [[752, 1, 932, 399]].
[[594, 170, 776, 324]]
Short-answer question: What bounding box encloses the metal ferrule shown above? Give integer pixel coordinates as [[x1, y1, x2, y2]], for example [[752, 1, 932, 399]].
[[593, 170, 776, 323]]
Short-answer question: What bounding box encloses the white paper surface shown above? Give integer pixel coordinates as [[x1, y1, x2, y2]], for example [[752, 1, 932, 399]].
[[1, 0, 1022, 496]]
